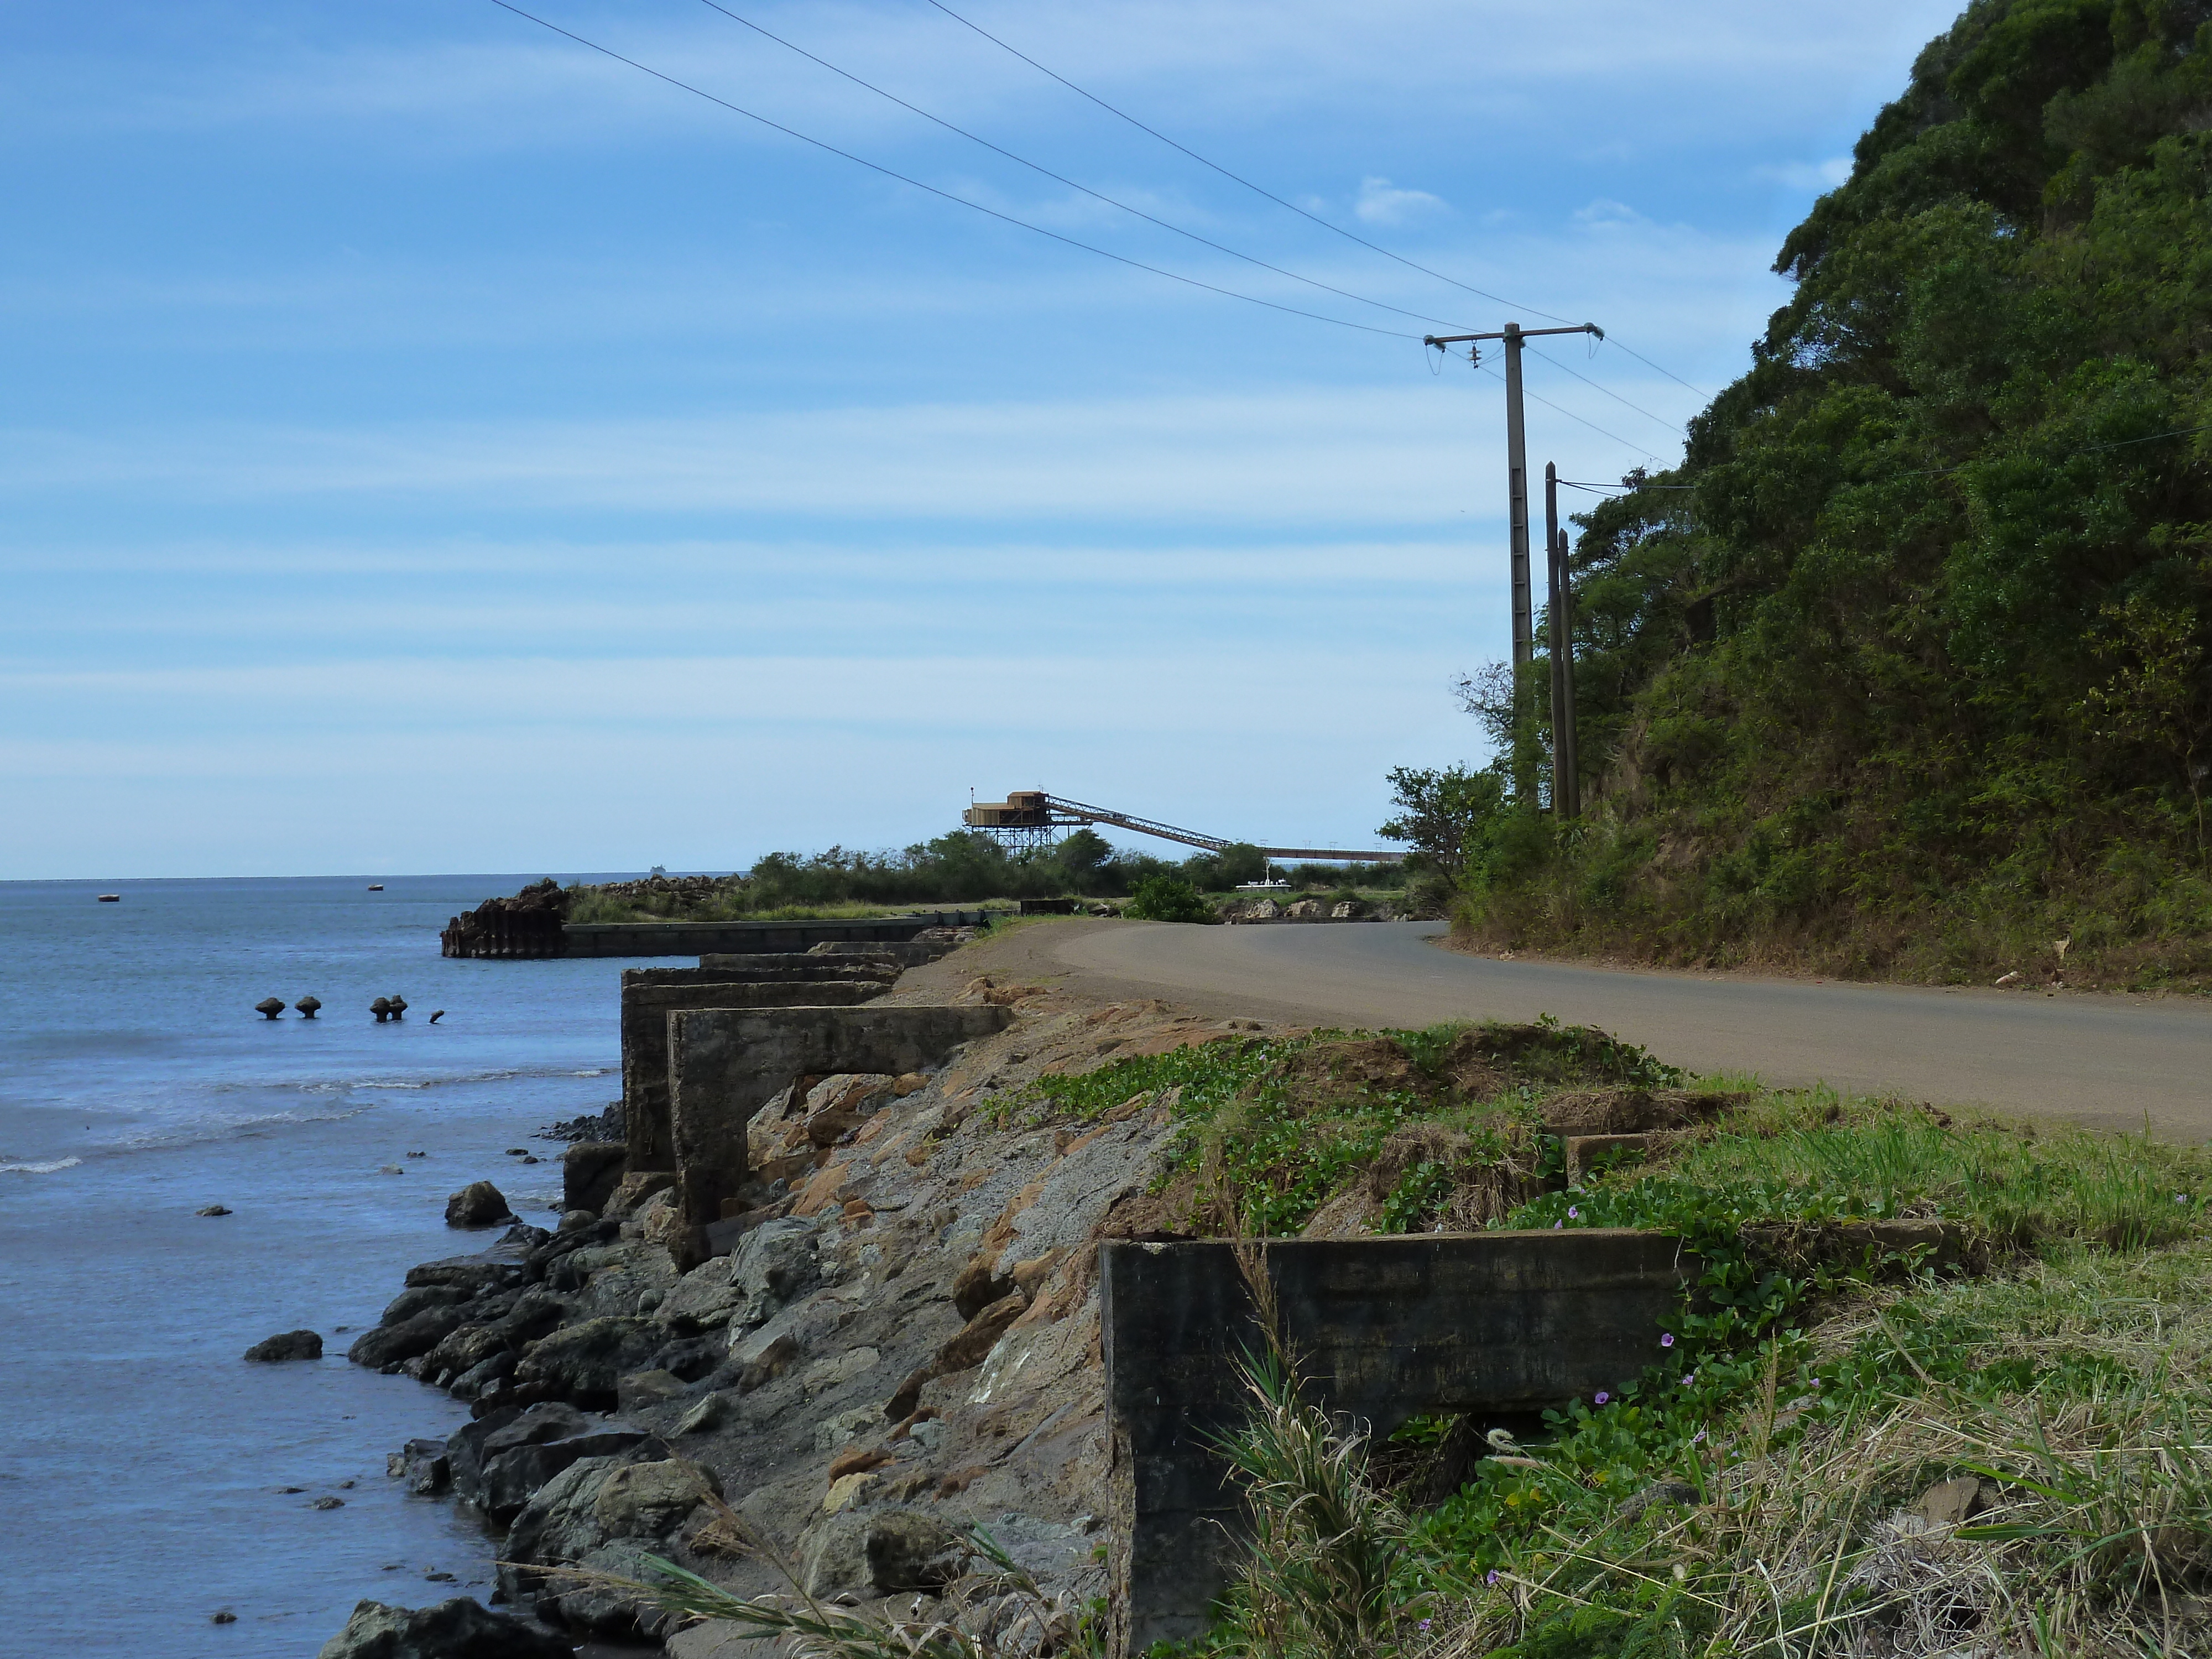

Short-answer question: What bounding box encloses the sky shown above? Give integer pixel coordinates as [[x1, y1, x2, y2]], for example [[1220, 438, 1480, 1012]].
[[0, 0, 1964, 880]]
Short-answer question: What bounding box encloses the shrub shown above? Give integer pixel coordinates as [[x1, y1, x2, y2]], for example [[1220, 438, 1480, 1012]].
[[1125, 876, 1216, 924]]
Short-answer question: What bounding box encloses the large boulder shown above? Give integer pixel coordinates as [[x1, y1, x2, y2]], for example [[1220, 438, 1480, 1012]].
[[349, 1305, 470, 1370], [561, 1142, 625, 1213], [512, 1317, 662, 1408], [728, 1218, 822, 1327], [380, 1284, 472, 1326], [798, 1508, 970, 1598], [591, 1458, 719, 1540], [446, 1181, 512, 1228], [422, 1291, 568, 1381], [654, 1258, 745, 1333], [244, 1329, 323, 1363], [466, 1404, 655, 1523], [547, 1542, 683, 1642], [502, 1457, 622, 1599], [314, 1596, 571, 1658], [405, 1257, 525, 1297]]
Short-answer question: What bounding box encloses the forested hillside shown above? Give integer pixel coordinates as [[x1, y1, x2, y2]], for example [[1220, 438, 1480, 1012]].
[[1458, 0, 2212, 988]]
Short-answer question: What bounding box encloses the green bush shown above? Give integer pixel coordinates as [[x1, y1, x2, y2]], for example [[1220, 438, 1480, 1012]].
[[1124, 875, 1216, 924]]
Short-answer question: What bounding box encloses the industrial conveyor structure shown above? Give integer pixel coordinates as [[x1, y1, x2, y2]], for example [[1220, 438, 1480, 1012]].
[[962, 790, 1402, 863]]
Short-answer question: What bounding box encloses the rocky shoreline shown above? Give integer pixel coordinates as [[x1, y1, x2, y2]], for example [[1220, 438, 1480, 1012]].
[[314, 952, 1251, 1657]]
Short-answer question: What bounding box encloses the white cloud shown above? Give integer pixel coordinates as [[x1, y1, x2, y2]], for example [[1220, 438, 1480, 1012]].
[[1355, 176, 1447, 226], [1757, 156, 1855, 190]]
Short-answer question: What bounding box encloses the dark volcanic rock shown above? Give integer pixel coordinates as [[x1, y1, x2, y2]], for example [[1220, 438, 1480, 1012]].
[[314, 1595, 571, 1658], [560, 1141, 625, 1213], [255, 998, 285, 1020], [511, 1317, 662, 1409], [422, 1291, 569, 1381], [445, 1181, 511, 1228], [244, 1329, 324, 1363], [405, 1257, 525, 1297], [386, 1438, 451, 1496], [541, 1100, 624, 1145], [349, 1306, 470, 1370], [381, 1284, 471, 1327]]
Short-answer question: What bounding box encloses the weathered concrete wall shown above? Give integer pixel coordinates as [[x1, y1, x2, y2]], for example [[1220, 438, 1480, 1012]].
[[665, 1004, 1014, 1240], [621, 969, 894, 1173], [1100, 1233, 1702, 1653], [564, 911, 994, 958]]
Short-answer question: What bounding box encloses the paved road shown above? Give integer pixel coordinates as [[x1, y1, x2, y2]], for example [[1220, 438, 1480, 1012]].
[[1050, 921, 2212, 1139]]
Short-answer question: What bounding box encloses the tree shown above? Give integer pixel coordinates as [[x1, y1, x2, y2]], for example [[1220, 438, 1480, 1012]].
[[1377, 765, 1508, 878], [1217, 842, 1267, 886], [1052, 828, 1115, 894]]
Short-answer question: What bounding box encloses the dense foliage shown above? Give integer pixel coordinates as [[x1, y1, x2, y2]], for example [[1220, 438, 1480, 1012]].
[[563, 831, 1391, 922], [1448, 0, 2212, 987]]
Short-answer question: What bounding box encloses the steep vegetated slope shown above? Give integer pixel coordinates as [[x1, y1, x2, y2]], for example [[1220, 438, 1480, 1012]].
[[1458, 0, 2212, 989]]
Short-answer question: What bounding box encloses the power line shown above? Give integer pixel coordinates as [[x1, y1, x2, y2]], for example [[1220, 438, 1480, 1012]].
[[917, 0, 1566, 322], [919, 0, 1710, 396], [1470, 362, 1660, 462], [486, 0, 1418, 338], [1603, 339, 1710, 400], [690, 0, 1471, 332], [1526, 343, 1682, 434]]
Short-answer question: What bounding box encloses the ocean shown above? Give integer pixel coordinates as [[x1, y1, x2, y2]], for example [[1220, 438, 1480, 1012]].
[[0, 874, 646, 1655]]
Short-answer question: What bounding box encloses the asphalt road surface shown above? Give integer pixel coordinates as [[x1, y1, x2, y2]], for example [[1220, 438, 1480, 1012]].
[[1047, 920, 2212, 1139]]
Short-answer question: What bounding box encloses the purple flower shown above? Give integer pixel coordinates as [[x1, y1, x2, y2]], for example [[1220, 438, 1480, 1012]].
[[1660, 1332, 1674, 1348], [1594, 1391, 1610, 1405], [1485, 1570, 1499, 1585], [1693, 1428, 1707, 1444], [1567, 1206, 1579, 1219], [1418, 1620, 1431, 1632], [1552, 1220, 1563, 1229], [1682, 1373, 1695, 1387]]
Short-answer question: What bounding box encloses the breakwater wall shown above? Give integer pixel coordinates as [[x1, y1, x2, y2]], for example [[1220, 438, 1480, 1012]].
[[440, 910, 996, 960]]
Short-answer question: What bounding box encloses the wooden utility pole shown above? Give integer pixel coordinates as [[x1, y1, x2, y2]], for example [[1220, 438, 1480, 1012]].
[[1425, 320, 1602, 804], [1545, 461, 1580, 820]]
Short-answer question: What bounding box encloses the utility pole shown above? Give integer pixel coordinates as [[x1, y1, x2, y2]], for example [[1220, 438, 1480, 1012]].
[[1545, 462, 1580, 820], [1425, 321, 1601, 804]]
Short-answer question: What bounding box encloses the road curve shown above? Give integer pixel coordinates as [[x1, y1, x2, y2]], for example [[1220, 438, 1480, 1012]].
[[1049, 921, 2212, 1139]]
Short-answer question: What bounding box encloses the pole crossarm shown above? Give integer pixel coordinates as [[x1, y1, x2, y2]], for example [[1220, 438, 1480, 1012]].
[[1423, 322, 1603, 347]]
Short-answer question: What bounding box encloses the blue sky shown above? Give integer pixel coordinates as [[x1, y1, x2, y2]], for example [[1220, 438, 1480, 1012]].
[[1, 0, 1962, 880]]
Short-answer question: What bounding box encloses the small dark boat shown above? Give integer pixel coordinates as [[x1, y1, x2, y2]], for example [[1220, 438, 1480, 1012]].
[[97, 894, 121, 902], [367, 883, 385, 891]]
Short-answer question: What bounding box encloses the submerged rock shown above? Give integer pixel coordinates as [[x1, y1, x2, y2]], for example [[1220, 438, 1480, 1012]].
[[314, 1596, 571, 1659], [243, 1329, 324, 1363], [254, 998, 285, 1020]]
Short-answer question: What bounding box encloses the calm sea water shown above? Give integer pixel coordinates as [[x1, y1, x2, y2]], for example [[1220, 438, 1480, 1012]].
[[0, 874, 650, 1655]]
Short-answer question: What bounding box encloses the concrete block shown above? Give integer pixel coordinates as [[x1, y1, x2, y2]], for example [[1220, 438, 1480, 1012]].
[[621, 972, 893, 1173], [1101, 1233, 1700, 1653], [665, 1004, 1014, 1241]]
